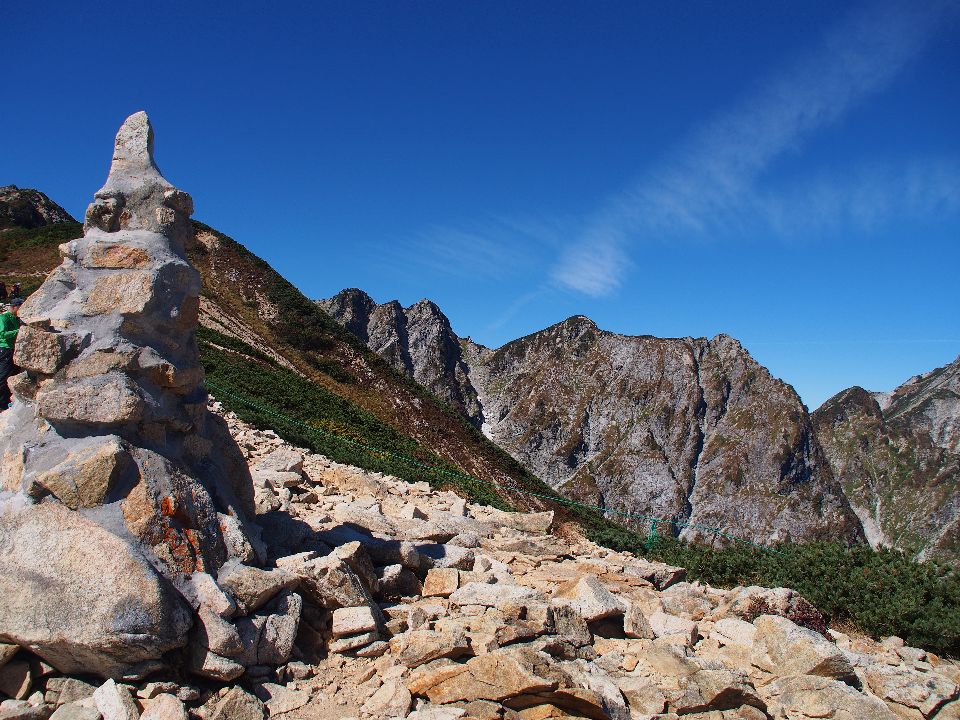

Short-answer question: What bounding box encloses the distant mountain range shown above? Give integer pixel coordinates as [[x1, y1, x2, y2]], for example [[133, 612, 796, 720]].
[[320, 287, 960, 563], [6, 184, 958, 561]]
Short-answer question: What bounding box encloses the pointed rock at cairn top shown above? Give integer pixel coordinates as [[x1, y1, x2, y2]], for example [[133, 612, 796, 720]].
[[112, 111, 157, 173], [85, 111, 193, 244], [98, 110, 169, 194]]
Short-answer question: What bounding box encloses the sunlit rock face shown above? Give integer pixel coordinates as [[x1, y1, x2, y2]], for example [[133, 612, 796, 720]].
[[468, 317, 863, 547], [320, 293, 865, 548], [319, 288, 484, 426]]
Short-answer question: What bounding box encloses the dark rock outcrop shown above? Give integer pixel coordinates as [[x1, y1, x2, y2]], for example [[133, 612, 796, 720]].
[[0, 185, 76, 230]]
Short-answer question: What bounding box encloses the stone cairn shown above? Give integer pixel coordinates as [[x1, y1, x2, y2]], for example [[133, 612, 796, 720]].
[[0, 112, 272, 680]]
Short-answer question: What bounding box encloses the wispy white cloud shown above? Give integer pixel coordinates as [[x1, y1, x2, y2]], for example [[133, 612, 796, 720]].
[[760, 160, 960, 238], [483, 286, 554, 335], [378, 213, 569, 282], [551, 0, 959, 296], [551, 227, 632, 296]]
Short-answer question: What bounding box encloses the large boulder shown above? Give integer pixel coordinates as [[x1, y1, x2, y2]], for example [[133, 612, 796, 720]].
[[551, 575, 625, 622], [407, 647, 557, 704], [864, 664, 959, 718], [751, 615, 856, 685], [758, 675, 897, 719], [0, 503, 192, 677]]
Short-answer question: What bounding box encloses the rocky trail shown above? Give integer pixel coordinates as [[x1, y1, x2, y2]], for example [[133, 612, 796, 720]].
[[4, 403, 960, 719]]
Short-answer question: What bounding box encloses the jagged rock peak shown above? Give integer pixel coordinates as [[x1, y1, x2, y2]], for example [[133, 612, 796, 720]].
[[813, 355, 960, 561], [408, 297, 444, 314], [109, 110, 161, 178], [319, 288, 484, 425], [318, 288, 377, 342], [335, 287, 376, 305], [559, 314, 597, 330]]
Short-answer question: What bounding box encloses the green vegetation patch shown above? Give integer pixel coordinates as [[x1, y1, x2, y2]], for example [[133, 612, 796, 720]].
[[197, 326, 279, 367], [584, 519, 960, 656], [0, 221, 83, 252], [0, 222, 83, 296]]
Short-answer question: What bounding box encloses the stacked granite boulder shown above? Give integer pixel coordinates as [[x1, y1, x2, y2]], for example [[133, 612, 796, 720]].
[[0, 112, 272, 679]]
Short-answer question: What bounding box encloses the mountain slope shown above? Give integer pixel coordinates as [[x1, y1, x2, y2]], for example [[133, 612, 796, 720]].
[[876, 357, 960, 454], [813, 357, 960, 562], [321, 290, 864, 547], [0, 186, 81, 296], [187, 224, 550, 508]]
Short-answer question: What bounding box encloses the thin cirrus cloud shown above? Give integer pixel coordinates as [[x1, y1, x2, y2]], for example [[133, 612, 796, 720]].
[[551, 0, 959, 297], [759, 160, 960, 239], [380, 213, 569, 282]]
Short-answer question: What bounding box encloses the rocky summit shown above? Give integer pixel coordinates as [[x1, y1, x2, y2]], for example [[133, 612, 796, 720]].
[[0, 112, 263, 679], [813, 355, 960, 562], [317, 289, 483, 425], [320, 291, 862, 548]]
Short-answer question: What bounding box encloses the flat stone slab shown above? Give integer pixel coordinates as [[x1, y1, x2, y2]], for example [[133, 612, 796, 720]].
[[332, 606, 378, 638]]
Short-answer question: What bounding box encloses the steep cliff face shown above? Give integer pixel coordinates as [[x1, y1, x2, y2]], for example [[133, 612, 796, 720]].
[[469, 317, 861, 545], [320, 292, 863, 547], [318, 289, 483, 425], [813, 358, 960, 562]]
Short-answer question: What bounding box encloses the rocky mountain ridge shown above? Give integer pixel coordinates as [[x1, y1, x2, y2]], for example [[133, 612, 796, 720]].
[[0, 185, 75, 230], [873, 356, 960, 454], [812, 355, 960, 561], [321, 288, 960, 561], [316, 289, 483, 425], [320, 289, 863, 549]]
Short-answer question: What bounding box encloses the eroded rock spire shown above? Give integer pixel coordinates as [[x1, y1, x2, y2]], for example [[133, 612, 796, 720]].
[[109, 110, 160, 178]]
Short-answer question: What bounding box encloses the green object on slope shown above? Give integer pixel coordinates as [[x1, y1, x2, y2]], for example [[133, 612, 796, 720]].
[[0, 311, 20, 349]]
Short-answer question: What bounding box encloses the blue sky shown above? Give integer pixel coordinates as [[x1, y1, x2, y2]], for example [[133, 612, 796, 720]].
[[3, 1, 958, 409]]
